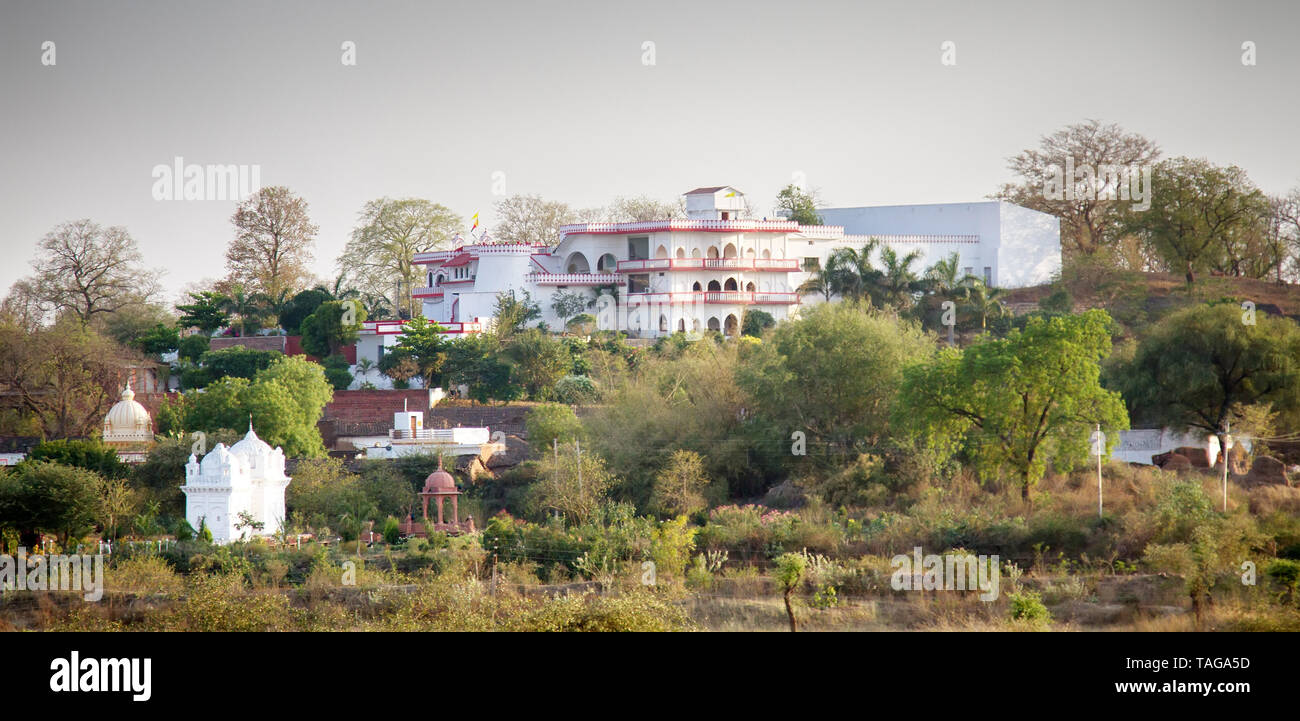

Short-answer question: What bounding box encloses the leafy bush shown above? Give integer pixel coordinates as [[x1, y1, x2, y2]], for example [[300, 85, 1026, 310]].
[[1007, 589, 1051, 627], [525, 403, 584, 450], [554, 375, 599, 405]]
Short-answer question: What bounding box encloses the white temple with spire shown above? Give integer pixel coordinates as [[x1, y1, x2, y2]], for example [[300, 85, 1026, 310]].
[[180, 422, 291, 543]]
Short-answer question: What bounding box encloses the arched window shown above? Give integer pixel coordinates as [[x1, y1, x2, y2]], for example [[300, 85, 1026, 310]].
[[677, 318, 686, 332], [565, 252, 590, 274], [762, 248, 771, 259], [659, 314, 668, 332], [676, 247, 686, 259], [656, 245, 669, 259], [596, 253, 617, 272], [692, 281, 702, 291], [724, 314, 739, 336], [723, 243, 738, 258], [724, 278, 738, 291], [707, 280, 722, 292], [691, 248, 702, 258], [744, 247, 756, 258], [745, 281, 756, 292], [707, 246, 720, 259], [707, 317, 721, 332]]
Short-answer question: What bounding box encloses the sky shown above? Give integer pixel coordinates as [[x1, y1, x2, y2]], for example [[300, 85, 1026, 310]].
[[1, 0, 1297, 303]]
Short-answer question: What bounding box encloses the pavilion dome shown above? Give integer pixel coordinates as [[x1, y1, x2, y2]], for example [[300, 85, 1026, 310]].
[[103, 385, 153, 444], [422, 459, 457, 493]]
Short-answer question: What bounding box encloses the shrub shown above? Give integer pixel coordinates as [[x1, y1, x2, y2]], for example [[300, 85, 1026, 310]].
[[382, 516, 402, 545], [1007, 589, 1051, 627], [554, 375, 599, 405], [178, 333, 211, 363]]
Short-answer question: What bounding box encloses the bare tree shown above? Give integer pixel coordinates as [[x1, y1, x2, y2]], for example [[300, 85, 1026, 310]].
[[227, 186, 318, 298], [493, 194, 576, 246], [338, 198, 462, 318], [994, 119, 1161, 258], [26, 219, 161, 324]]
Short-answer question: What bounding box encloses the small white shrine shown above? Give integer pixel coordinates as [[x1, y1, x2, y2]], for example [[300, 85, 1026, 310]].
[[180, 422, 291, 543]]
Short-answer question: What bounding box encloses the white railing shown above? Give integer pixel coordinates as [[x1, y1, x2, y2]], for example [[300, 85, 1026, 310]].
[[526, 272, 622, 285], [623, 291, 800, 306], [616, 257, 801, 273]]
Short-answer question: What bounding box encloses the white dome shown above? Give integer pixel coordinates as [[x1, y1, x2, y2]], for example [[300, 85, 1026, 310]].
[[103, 385, 153, 444], [229, 424, 273, 467]]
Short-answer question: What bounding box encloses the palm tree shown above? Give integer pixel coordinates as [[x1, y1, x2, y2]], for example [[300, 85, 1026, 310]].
[[923, 252, 977, 298], [960, 281, 1008, 331], [355, 357, 376, 382], [824, 240, 882, 304], [261, 287, 294, 334], [878, 247, 923, 310], [796, 269, 836, 302], [220, 284, 261, 337], [921, 253, 977, 344], [316, 273, 361, 302]]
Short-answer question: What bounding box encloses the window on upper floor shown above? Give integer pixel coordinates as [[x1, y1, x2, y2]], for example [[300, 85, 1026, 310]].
[[628, 236, 650, 260], [803, 257, 820, 271]]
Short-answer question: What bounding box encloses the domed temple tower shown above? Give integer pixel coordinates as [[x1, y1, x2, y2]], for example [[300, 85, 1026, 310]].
[[179, 423, 291, 543]]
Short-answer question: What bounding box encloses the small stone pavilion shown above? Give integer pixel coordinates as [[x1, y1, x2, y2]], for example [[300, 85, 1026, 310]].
[[400, 458, 475, 536]]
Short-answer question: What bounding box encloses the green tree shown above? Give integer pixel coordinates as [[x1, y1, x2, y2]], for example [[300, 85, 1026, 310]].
[[176, 291, 231, 333], [738, 302, 934, 459], [24, 438, 130, 479], [551, 291, 589, 329], [1116, 303, 1300, 447], [877, 247, 924, 310], [219, 283, 264, 337], [178, 333, 211, 363], [492, 290, 542, 341], [299, 300, 366, 358], [133, 322, 180, 357], [959, 281, 1009, 332], [199, 346, 282, 381], [338, 198, 462, 319], [824, 241, 882, 304], [1, 461, 105, 545], [898, 310, 1130, 502], [182, 356, 332, 457], [442, 334, 521, 404], [278, 287, 331, 335], [505, 328, 571, 399], [391, 315, 447, 387], [774, 184, 823, 225], [773, 553, 806, 632], [1123, 157, 1270, 285], [740, 310, 775, 337], [528, 445, 613, 525], [525, 403, 585, 450], [649, 450, 710, 518]]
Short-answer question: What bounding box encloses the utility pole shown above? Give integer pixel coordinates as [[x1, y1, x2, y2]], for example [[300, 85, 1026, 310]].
[[1090, 423, 1105, 518], [1222, 421, 1233, 512], [1096, 424, 1103, 519]]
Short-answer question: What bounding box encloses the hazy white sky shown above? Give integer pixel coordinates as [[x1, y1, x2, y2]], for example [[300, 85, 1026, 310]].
[[1, 0, 1297, 302]]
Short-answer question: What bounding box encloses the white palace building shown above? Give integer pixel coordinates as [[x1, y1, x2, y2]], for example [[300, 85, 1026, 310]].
[[356, 186, 1060, 356]]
